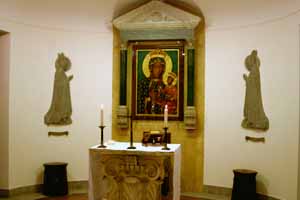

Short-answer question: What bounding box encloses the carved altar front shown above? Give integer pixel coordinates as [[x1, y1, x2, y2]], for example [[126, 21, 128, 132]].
[[89, 142, 181, 200]]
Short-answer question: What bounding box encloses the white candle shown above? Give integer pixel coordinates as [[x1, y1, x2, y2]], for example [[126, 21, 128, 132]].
[[164, 105, 168, 128], [100, 104, 104, 126]]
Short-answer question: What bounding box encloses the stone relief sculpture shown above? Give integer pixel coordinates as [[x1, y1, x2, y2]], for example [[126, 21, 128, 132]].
[[242, 50, 269, 131], [44, 53, 73, 125], [91, 154, 167, 200]]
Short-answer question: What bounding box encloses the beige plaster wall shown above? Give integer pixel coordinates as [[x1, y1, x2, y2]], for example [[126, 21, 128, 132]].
[[111, 19, 205, 192], [0, 21, 113, 189], [0, 33, 10, 189], [204, 13, 300, 200]]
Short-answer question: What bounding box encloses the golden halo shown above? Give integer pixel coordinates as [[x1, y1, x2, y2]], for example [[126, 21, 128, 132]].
[[142, 50, 173, 84]]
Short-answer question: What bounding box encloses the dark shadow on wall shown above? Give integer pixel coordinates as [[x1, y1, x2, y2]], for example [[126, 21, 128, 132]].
[[256, 174, 269, 197]]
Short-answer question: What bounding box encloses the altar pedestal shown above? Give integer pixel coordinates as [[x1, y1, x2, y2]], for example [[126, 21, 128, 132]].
[[89, 142, 181, 200]]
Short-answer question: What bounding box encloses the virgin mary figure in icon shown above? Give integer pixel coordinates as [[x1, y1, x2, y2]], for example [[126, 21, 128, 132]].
[[137, 49, 177, 115]]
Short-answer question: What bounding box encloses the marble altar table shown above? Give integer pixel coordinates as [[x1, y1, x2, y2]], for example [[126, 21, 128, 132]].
[[89, 142, 181, 200]]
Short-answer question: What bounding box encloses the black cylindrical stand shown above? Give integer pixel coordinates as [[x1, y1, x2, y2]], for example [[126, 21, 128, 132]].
[[161, 127, 170, 150], [43, 162, 68, 196], [98, 126, 106, 148], [231, 169, 258, 200]]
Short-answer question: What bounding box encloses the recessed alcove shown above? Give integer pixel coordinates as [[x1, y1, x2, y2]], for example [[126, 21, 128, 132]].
[[111, 0, 206, 193]]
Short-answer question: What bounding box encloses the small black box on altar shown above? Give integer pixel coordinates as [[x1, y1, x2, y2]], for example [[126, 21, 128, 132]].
[[142, 131, 171, 146]]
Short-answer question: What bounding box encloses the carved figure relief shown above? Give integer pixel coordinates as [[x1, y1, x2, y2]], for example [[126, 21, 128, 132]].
[[44, 53, 73, 125], [91, 154, 168, 200], [242, 50, 269, 131]]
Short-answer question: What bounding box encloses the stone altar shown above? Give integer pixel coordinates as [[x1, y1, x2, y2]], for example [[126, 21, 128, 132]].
[[89, 142, 181, 200]]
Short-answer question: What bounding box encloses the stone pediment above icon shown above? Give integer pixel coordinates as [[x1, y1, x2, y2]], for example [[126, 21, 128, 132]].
[[113, 0, 201, 30], [137, 11, 176, 23]]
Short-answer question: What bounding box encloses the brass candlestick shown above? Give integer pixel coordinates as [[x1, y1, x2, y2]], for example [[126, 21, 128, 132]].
[[98, 125, 106, 148], [161, 127, 170, 150], [127, 115, 136, 149]]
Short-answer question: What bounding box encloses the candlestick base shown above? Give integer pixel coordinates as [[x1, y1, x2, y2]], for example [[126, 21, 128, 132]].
[[98, 144, 107, 148], [161, 127, 170, 151], [161, 146, 170, 150], [98, 125, 106, 149], [127, 115, 136, 149]]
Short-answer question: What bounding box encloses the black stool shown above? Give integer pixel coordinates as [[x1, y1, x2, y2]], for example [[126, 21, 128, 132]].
[[231, 169, 257, 200], [43, 162, 68, 196]]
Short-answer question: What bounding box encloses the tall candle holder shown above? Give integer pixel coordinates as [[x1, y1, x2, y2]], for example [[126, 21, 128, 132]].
[[127, 115, 136, 149], [161, 127, 170, 150], [98, 125, 106, 148]]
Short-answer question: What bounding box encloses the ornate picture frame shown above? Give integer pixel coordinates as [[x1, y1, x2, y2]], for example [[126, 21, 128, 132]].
[[131, 40, 184, 121]]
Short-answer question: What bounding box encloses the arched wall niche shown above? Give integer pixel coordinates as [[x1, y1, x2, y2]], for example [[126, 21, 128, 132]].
[[111, 0, 206, 193]]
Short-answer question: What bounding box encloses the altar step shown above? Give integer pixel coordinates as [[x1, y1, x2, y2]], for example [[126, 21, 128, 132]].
[[182, 192, 230, 200]]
